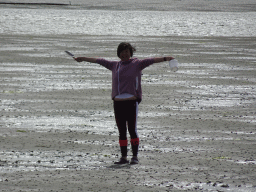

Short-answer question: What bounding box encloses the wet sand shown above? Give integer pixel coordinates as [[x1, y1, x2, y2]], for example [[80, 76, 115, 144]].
[[1, 0, 256, 12], [0, 34, 256, 191]]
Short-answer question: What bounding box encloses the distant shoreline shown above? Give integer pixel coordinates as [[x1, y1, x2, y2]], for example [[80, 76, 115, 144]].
[[0, 2, 70, 6]]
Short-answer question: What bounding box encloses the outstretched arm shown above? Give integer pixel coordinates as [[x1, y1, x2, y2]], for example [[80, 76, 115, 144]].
[[74, 57, 98, 63], [154, 57, 174, 63]]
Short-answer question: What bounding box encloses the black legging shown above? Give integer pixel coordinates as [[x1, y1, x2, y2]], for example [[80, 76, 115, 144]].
[[114, 100, 139, 157]]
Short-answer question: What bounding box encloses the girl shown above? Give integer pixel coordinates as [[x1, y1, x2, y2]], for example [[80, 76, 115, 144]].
[[75, 42, 174, 164]]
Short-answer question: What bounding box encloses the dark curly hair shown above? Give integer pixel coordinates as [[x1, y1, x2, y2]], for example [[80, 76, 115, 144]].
[[117, 42, 136, 58]]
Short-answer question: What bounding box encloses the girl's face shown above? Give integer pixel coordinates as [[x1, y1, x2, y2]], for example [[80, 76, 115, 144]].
[[119, 49, 131, 61]]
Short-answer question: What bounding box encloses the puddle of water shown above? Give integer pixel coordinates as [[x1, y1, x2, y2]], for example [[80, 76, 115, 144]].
[[235, 160, 256, 165]]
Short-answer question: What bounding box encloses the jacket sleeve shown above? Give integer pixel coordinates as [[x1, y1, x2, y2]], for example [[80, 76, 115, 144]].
[[138, 58, 155, 70], [96, 58, 116, 70]]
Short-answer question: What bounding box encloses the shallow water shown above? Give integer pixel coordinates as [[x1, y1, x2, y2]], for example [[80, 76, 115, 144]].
[[1, 8, 256, 36]]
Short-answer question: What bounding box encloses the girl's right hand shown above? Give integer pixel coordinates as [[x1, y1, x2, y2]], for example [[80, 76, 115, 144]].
[[74, 57, 84, 62]]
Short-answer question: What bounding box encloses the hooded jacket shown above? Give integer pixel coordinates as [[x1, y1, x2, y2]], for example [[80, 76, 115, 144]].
[[96, 58, 155, 103]]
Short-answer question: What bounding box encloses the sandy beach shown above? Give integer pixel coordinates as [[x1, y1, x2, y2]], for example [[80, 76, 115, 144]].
[[0, 33, 255, 191]]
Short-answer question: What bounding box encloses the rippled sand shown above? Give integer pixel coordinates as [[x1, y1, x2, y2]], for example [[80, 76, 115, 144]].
[[0, 34, 256, 191]]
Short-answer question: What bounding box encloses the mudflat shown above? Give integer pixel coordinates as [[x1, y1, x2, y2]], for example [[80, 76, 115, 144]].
[[0, 34, 255, 191]]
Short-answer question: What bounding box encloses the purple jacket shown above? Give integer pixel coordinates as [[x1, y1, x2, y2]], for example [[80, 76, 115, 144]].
[[96, 58, 155, 103]]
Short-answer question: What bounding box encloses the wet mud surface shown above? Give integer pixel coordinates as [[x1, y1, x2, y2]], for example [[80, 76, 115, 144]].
[[0, 34, 256, 191]]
